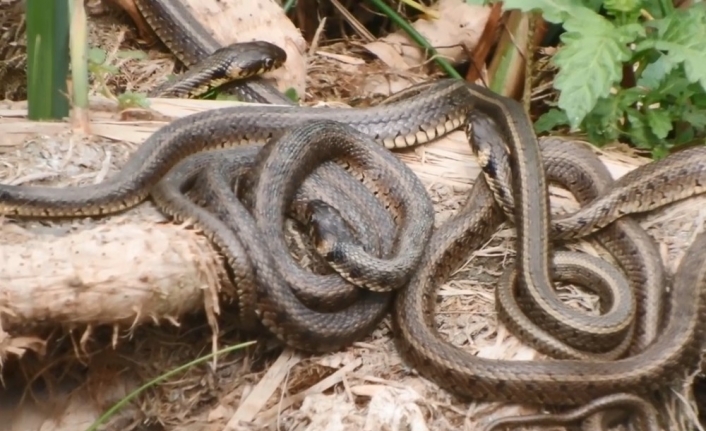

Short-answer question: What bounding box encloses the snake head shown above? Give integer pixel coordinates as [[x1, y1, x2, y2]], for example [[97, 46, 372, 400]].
[[219, 41, 288, 79], [303, 199, 358, 262]]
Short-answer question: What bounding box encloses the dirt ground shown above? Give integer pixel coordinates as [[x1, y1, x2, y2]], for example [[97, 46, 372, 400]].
[[0, 1, 705, 431]]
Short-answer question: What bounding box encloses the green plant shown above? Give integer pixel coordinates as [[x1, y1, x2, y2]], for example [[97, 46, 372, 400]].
[[469, 0, 706, 159], [87, 46, 151, 109], [84, 340, 256, 431], [26, 0, 70, 120]]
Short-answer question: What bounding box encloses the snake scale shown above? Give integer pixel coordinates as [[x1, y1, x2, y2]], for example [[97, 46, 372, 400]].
[[4, 0, 706, 428]]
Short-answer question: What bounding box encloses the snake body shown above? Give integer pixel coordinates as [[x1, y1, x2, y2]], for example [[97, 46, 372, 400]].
[[469, 113, 633, 355], [393, 104, 706, 406], [483, 393, 660, 431], [2, 11, 706, 416], [3, 72, 706, 381], [147, 41, 287, 99], [151, 144, 392, 329], [0, 79, 470, 218], [152, 120, 431, 352], [241, 121, 434, 293], [133, 0, 296, 104], [469, 114, 666, 359]]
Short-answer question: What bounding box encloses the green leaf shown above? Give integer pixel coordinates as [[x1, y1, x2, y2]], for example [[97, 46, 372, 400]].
[[551, 15, 636, 130], [691, 90, 706, 108], [650, 72, 695, 102], [648, 7, 706, 90], [645, 107, 673, 138], [640, 0, 670, 19], [682, 105, 706, 129], [604, 0, 641, 13], [583, 96, 624, 144], [499, 0, 591, 24], [672, 127, 695, 148], [88, 47, 106, 65], [116, 50, 148, 60], [284, 87, 300, 102], [100, 63, 120, 74], [617, 86, 646, 108], [580, 0, 604, 11], [624, 107, 669, 153], [638, 55, 673, 89], [117, 91, 150, 109], [534, 108, 569, 133]]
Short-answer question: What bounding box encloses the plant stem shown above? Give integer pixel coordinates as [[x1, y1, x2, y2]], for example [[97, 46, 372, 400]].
[[84, 341, 257, 431], [657, 0, 674, 17], [283, 0, 297, 13], [68, 0, 90, 131], [365, 0, 463, 79], [26, 0, 70, 120]]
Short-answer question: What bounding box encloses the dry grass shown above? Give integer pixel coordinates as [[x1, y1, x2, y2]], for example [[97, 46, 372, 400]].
[[0, 2, 705, 431]]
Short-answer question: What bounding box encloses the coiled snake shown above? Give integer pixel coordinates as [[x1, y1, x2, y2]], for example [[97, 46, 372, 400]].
[[3, 7, 706, 428]]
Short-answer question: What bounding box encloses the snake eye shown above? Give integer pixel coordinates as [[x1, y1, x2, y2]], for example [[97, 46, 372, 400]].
[[264, 58, 274, 68]]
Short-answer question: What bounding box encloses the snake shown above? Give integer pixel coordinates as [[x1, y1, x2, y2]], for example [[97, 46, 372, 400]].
[[146, 40, 288, 99], [0, 78, 473, 351], [3, 68, 705, 364], [152, 121, 431, 352], [191, 120, 432, 351], [76, 0, 706, 424], [149, 140, 400, 342], [483, 393, 660, 431], [2, 14, 705, 419], [468, 113, 666, 358], [133, 0, 296, 104], [392, 93, 706, 412]]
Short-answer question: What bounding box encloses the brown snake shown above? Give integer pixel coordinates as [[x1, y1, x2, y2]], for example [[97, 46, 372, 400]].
[[470, 113, 665, 359], [151, 142, 397, 340], [483, 393, 660, 431], [2, 21, 706, 421], [133, 0, 296, 104], [393, 104, 706, 412], [116, 6, 705, 418]]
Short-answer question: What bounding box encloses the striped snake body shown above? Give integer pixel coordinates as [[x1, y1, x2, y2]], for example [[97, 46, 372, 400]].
[[149, 123, 420, 351], [4, 73, 705, 394], [133, 0, 296, 104], [3, 3, 706, 424], [393, 104, 706, 407]]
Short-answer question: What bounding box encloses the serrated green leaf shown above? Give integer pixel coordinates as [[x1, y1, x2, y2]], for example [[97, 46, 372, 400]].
[[615, 22, 645, 40], [651, 72, 696, 101], [691, 91, 706, 108], [683, 106, 706, 129], [617, 87, 646, 108], [672, 128, 695, 148], [604, 0, 641, 13], [645, 107, 672, 138], [583, 97, 624, 144], [625, 107, 665, 151], [640, 0, 669, 19], [651, 145, 669, 160], [534, 108, 569, 133], [552, 16, 632, 130], [649, 8, 706, 90], [499, 0, 591, 23], [580, 0, 604, 11], [638, 55, 673, 89]]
